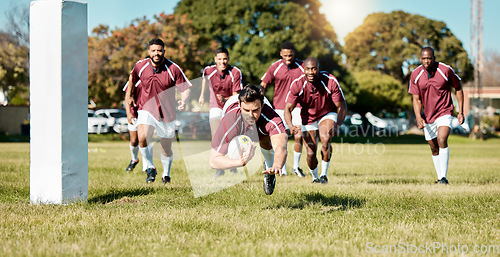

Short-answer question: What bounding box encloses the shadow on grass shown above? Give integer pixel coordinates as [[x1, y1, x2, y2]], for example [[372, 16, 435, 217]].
[[88, 187, 156, 204], [270, 192, 365, 211]]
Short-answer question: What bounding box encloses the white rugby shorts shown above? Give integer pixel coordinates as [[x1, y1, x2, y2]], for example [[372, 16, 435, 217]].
[[275, 108, 302, 130], [209, 107, 224, 121], [127, 118, 138, 132], [137, 110, 176, 139], [302, 112, 338, 132], [423, 114, 453, 141]]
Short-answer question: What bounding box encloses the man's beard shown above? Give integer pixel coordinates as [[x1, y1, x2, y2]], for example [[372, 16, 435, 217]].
[[152, 55, 164, 65]]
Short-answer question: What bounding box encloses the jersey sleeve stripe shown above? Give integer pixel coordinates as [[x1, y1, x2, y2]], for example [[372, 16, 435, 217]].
[[167, 59, 193, 86], [229, 69, 234, 83], [215, 116, 241, 152], [207, 69, 217, 80], [440, 62, 461, 80], [321, 80, 331, 94], [233, 66, 243, 88], [437, 68, 448, 82], [273, 63, 284, 77], [260, 113, 285, 134], [138, 62, 148, 77], [295, 61, 304, 72], [414, 69, 425, 84]]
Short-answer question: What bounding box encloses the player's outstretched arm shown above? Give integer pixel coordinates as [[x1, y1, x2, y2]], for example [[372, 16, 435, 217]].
[[262, 133, 287, 175], [209, 145, 256, 170]]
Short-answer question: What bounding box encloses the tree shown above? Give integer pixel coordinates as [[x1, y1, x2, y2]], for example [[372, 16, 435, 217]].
[[350, 70, 411, 115], [481, 50, 500, 87], [0, 2, 30, 105], [88, 13, 213, 107], [344, 11, 473, 85], [0, 32, 29, 105], [5, 2, 30, 47], [174, 0, 357, 104]]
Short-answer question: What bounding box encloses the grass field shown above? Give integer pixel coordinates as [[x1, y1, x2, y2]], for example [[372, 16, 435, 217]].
[[0, 135, 499, 256]]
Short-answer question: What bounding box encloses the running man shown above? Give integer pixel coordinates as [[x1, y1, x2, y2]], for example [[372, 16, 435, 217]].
[[285, 57, 347, 184], [261, 41, 305, 177], [409, 46, 464, 184], [125, 38, 191, 184]]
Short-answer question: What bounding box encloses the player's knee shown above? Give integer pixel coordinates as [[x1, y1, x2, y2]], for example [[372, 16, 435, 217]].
[[437, 137, 448, 148], [306, 148, 316, 157]]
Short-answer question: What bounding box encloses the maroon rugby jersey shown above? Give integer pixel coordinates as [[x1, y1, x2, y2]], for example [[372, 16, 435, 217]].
[[211, 95, 286, 155], [408, 63, 461, 123], [261, 59, 304, 110], [285, 72, 345, 125], [130, 58, 191, 122], [202, 65, 242, 109]]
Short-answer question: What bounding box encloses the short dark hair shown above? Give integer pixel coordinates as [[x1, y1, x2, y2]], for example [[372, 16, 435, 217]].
[[238, 84, 264, 105], [281, 41, 295, 51], [215, 47, 229, 56], [421, 46, 434, 56], [149, 38, 165, 48]]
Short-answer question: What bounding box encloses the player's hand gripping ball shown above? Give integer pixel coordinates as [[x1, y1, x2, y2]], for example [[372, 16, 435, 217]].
[[227, 135, 253, 160]]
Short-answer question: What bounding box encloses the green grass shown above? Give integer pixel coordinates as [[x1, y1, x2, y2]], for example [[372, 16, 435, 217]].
[[0, 135, 499, 256]]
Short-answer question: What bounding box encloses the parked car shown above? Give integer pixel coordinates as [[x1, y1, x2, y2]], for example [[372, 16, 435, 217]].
[[88, 109, 110, 134], [94, 109, 129, 133], [365, 112, 409, 135], [174, 112, 211, 138]]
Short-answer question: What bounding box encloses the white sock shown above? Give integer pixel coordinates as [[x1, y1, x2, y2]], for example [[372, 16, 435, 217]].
[[438, 147, 449, 179], [142, 144, 153, 171], [293, 151, 301, 170], [261, 148, 274, 169], [432, 155, 441, 179], [139, 146, 155, 169], [282, 159, 288, 175], [161, 154, 173, 177], [320, 160, 330, 177], [310, 167, 319, 180], [130, 144, 139, 162]]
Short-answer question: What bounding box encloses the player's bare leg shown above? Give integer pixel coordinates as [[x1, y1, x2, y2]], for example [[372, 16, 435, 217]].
[[302, 130, 320, 182], [318, 119, 335, 184], [292, 132, 305, 177]]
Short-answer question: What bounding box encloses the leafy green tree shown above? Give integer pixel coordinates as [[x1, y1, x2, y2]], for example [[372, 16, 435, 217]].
[[88, 13, 213, 107], [174, 0, 357, 104], [351, 70, 411, 115], [0, 32, 29, 105], [344, 11, 473, 85]]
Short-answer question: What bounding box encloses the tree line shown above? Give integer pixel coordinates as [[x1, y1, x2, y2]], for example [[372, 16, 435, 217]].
[[0, 0, 476, 116]]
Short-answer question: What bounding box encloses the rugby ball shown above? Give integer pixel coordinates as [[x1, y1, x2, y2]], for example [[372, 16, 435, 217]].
[[227, 135, 252, 159]]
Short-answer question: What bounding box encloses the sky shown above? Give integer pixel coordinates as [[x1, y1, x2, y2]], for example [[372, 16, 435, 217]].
[[1, 0, 499, 55]]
